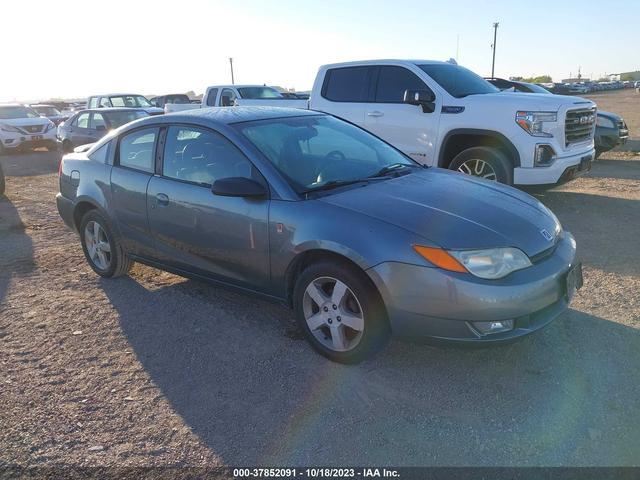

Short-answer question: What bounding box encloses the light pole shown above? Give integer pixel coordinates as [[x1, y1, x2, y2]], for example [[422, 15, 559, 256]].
[[229, 57, 235, 85], [491, 22, 499, 78]]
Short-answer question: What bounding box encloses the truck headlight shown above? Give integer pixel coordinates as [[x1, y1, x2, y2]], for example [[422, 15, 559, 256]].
[[44, 122, 55, 132], [449, 247, 532, 279], [595, 115, 615, 128], [516, 111, 557, 137]]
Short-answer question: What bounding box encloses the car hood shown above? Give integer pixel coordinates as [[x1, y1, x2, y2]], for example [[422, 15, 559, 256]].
[[319, 169, 561, 257], [464, 91, 594, 111], [144, 107, 165, 115], [0, 117, 52, 127]]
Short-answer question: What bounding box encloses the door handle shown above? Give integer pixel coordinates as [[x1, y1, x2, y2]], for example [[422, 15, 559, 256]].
[[156, 193, 169, 206], [367, 111, 384, 117]]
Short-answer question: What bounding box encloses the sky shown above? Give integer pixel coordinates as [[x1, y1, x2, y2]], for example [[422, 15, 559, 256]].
[[1, 0, 638, 102]]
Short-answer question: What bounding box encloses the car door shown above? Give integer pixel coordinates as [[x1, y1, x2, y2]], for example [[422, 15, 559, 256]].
[[364, 65, 440, 166], [109, 127, 159, 256], [70, 112, 94, 146], [317, 65, 374, 126], [146, 124, 270, 289], [88, 112, 108, 143]]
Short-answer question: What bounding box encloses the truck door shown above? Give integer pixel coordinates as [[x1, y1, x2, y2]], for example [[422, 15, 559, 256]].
[[364, 65, 440, 166]]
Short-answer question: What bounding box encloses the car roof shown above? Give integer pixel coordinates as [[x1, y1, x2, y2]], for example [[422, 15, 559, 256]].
[[0, 103, 26, 108], [134, 106, 322, 127], [89, 93, 145, 97], [73, 107, 148, 114], [320, 59, 449, 69]]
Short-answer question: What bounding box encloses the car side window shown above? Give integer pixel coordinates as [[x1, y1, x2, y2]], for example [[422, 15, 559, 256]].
[[76, 113, 90, 129], [88, 97, 98, 109], [206, 88, 218, 106], [99, 97, 111, 108], [220, 88, 237, 107], [162, 126, 256, 186], [375, 66, 430, 103], [118, 128, 157, 173], [322, 66, 372, 102], [90, 113, 106, 130]]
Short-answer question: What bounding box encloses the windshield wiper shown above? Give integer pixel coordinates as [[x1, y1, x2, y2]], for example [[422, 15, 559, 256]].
[[368, 162, 422, 178], [301, 179, 371, 195]]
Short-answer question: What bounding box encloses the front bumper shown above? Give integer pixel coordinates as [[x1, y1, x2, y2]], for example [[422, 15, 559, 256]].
[[595, 126, 629, 152], [513, 147, 595, 185], [1, 129, 58, 151], [367, 232, 578, 343]]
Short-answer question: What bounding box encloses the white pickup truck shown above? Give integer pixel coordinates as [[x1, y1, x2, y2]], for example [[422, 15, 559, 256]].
[[165, 85, 307, 114], [208, 60, 596, 186]]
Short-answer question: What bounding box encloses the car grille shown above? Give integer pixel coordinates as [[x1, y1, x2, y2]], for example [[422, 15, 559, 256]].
[[21, 125, 44, 134], [565, 108, 595, 146]]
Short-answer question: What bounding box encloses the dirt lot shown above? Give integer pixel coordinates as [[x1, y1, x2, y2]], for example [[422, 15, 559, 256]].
[[1, 89, 639, 468]]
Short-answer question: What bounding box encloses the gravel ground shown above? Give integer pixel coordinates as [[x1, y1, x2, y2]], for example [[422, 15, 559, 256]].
[[1, 90, 639, 468]]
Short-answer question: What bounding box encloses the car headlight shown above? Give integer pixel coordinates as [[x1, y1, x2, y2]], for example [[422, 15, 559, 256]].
[[595, 115, 615, 128], [413, 245, 532, 279], [516, 111, 557, 137], [0, 123, 21, 133]]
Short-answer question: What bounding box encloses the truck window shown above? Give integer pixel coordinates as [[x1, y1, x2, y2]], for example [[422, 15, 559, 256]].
[[206, 88, 219, 107], [375, 66, 430, 103], [88, 97, 98, 109], [220, 89, 237, 107], [322, 66, 371, 102], [99, 97, 111, 108]]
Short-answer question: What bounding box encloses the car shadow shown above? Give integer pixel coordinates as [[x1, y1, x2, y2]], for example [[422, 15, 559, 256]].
[[0, 149, 62, 177], [532, 191, 639, 277], [0, 194, 35, 314], [102, 275, 640, 466]]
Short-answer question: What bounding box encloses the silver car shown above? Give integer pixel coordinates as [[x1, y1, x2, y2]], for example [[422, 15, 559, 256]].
[[56, 108, 582, 363]]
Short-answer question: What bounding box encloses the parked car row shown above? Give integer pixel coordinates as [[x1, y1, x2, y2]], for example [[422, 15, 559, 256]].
[[487, 78, 629, 158]]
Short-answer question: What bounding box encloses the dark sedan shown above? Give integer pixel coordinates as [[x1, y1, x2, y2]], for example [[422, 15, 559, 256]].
[[595, 111, 629, 158], [56, 107, 581, 363], [58, 108, 148, 152], [31, 104, 68, 126]]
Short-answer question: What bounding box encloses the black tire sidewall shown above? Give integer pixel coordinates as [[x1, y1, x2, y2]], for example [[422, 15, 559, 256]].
[[450, 147, 513, 185], [79, 210, 120, 277], [293, 260, 389, 363]]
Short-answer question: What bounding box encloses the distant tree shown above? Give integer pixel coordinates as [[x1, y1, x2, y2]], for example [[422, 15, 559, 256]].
[[521, 75, 552, 84], [620, 72, 640, 81]]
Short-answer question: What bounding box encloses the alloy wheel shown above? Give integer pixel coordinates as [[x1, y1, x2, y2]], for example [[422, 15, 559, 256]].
[[84, 220, 112, 270], [302, 276, 365, 352], [457, 158, 497, 181]]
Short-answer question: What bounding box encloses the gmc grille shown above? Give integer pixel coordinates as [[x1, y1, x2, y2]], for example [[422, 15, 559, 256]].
[[565, 108, 596, 146], [22, 125, 44, 134]]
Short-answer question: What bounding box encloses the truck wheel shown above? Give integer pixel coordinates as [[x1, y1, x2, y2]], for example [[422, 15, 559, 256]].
[[293, 260, 390, 364], [449, 147, 513, 185]]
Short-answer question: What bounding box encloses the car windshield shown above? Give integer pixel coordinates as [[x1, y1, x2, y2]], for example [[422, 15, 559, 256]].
[[522, 83, 552, 94], [105, 110, 148, 128], [237, 115, 417, 194], [237, 87, 284, 99], [34, 106, 62, 116], [166, 95, 190, 104], [417, 64, 499, 98], [0, 106, 41, 119], [109, 95, 151, 108]]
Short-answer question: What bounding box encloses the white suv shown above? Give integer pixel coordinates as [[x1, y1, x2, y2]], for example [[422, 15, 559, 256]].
[[0, 104, 58, 155]]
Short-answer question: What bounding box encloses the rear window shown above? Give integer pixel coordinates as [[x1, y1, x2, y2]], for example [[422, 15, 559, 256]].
[[322, 66, 371, 102], [105, 110, 148, 128], [417, 64, 498, 98], [237, 87, 283, 99]]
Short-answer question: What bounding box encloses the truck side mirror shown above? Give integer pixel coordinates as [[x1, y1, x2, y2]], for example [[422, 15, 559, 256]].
[[404, 89, 436, 113]]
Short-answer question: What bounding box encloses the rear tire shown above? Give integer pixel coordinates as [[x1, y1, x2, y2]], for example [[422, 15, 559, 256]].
[[293, 260, 389, 363], [449, 147, 513, 185], [79, 210, 133, 278]]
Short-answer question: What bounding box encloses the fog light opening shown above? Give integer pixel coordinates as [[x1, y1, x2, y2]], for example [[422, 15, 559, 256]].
[[473, 319, 514, 335], [534, 144, 556, 167]]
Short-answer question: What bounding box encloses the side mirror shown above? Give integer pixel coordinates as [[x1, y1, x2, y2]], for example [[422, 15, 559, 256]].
[[212, 177, 267, 198], [403, 89, 436, 113]]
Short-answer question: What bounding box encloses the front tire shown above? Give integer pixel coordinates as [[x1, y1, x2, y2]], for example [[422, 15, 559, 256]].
[[79, 210, 133, 278], [293, 260, 389, 363], [449, 147, 513, 185]]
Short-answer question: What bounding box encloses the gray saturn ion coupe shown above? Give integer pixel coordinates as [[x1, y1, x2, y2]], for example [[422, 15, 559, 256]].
[[56, 107, 582, 363]]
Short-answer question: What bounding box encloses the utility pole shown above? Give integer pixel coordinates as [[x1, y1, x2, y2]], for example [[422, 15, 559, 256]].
[[491, 22, 499, 78], [229, 58, 235, 85]]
